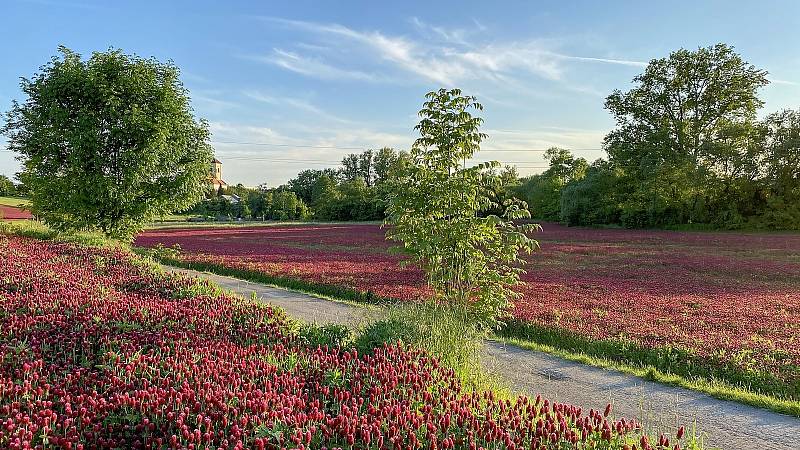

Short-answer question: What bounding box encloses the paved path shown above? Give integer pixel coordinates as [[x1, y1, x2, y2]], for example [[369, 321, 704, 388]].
[[166, 266, 800, 450]]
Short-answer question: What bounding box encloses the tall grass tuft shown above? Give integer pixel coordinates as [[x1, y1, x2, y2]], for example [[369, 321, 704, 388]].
[[0, 220, 119, 248], [355, 301, 507, 395]]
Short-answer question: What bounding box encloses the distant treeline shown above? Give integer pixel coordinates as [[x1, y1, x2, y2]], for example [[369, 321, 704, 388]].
[[191, 148, 411, 221], [196, 44, 798, 230], [517, 44, 799, 230]]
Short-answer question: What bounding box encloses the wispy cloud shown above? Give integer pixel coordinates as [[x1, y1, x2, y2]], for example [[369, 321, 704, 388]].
[[554, 54, 647, 67], [409, 17, 472, 45], [242, 90, 354, 124], [246, 49, 381, 82], [768, 77, 798, 86], [191, 91, 240, 113], [249, 17, 645, 90]]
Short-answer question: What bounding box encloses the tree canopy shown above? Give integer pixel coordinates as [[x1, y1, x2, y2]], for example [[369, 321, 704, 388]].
[[2, 46, 213, 239]]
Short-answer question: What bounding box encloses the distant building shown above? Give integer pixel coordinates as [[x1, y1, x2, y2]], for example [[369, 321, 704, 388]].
[[210, 158, 228, 191], [220, 194, 240, 204]]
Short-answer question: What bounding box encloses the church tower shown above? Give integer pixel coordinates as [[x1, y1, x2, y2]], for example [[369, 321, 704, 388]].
[[210, 158, 227, 191]]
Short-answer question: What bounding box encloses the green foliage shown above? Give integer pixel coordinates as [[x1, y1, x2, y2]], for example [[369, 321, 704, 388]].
[[355, 302, 503, 393], [269, 189, 308, 220], [298, 323, 353, 349], [186, 185, 309, 222], [287, 168, 340, 204], [560, 160, 623, 226], [385, 89, 539, 328], [515, 148, 587, 221], [1, 46, 213, 239], [282, 149, 410, 221], [373, 147, 411, 184], [601, 43, 770, 229], [0, 220, 121, 249], [0, 175, 15, 197], [538, 43, 798, 231]]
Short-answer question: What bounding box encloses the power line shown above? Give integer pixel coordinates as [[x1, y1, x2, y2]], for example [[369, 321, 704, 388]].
[[211, 140, 367, 150]]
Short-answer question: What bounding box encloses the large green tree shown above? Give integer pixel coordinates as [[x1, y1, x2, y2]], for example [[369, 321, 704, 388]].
[[385, 89, 539, 327], [603, 43, 769, 226], [2, 47, 213, 239]]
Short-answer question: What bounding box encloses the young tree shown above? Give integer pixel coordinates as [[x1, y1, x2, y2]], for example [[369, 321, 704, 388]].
[[385, 89, 539, 327], [2, 47, 213, 239]]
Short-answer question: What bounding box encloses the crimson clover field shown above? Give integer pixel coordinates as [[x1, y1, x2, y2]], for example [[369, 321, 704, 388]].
[[136, 223, 800, 399], [0, 234, 680, 449]]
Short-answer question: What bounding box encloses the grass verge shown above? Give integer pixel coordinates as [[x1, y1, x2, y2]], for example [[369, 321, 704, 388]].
[[0, 220, 120, 248], [354, 302, 508, 395], [497, 320, 800, 417], [0, 196, 29, 207]]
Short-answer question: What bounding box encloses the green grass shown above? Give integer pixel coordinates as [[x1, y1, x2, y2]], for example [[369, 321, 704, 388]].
[[497, 320, 800, 417], [0, 220, 121, 248], [356, 302, 508, 395], [0, 196, 29, 207], [137, 252, 800, 417]]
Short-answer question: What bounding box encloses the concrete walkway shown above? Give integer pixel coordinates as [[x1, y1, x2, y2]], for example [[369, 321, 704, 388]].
[[166, 266, 800, 450]]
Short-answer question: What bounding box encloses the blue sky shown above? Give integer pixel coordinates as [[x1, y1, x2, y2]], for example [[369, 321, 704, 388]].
[[2, 0, 799, 186]]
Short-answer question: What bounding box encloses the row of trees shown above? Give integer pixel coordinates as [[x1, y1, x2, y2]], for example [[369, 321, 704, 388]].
[[514, 44, 799, 230], [191, 147, 411, 221], [287, 147, 409, 220], [189, 187, 309, 221]]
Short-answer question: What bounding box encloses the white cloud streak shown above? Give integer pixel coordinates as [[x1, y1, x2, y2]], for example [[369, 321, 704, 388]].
[[249, 17, 645, 88], [247, 49, 381, 82], [242, 91, 354, 124], [768, 77, 799, 86]]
